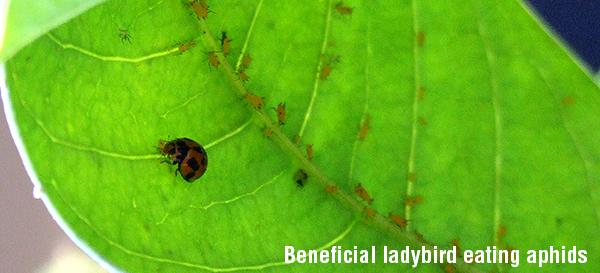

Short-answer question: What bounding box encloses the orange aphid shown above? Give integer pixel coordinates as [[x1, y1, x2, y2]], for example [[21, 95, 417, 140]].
[[414, 195, 423, 204], [418, 117, 427, 125], [221, 32, 232, 56], [320, 64, 332, 80], [306, 144, 313, 160], [364, 207, 376, 217], [240, 70, 249, 81], [389, 213, 408, 227], [497, 225, 507, 239], [443, 264, 456, 273], [276, 103, 286, 125], [354, 184, 373, 204], [335, 1, 353, 15], [208, 51, 219, 67], [408, 172, 416, 182], [293, 135, 301, 144], [242, 54, 253, 68], [325, 185, 338, 194], [506, 246, 516, 263], [263, 127, 272, 138], [562, 96, 574, 106], [417, 31, 425, 46], [178, 43, 189, 53], [178, 40, 196, 54], [405, 195, 423, 207], [414, 230, 424, 242], [418, 87, 426, 100], [359, 114, 371, 140], [451, 239, 462, 256], [190, 1, 208, 19], [244, 93, 265, 109]]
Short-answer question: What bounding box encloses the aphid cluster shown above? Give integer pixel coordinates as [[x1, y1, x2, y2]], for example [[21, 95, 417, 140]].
[[159, 138, 208, 182]]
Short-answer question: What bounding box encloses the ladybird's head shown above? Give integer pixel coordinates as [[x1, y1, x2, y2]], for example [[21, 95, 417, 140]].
[[158, 139, 167, 154]]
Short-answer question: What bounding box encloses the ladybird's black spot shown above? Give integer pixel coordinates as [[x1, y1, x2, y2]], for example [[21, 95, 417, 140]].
[[176, 140, 189, 149], [184, 171, 196, 181], [187, 157, 200, 171], [201, 156, 207, 166]]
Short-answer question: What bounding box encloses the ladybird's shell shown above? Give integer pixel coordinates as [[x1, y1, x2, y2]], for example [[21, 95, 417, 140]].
[[178, 146, 208, 182]]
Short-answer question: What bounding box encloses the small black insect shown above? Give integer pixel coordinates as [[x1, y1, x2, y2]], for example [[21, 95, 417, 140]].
[[119, 29, 132, 44], [293, 169, 308, 187]]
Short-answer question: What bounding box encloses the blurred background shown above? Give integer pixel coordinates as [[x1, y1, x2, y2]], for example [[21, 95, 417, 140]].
[[1, 1, 599, 272]]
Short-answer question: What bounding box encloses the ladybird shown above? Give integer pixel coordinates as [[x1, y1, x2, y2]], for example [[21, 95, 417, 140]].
[[293, 169, 308, 187], [320, 64, 332, 80], [276, 103, 286, 125], [221, 32, 232, 56], [389, 213, 407, 227], [335, 2, 353, 15], [354, 184, 373, 204], [158, 138, 208, 182], [359, 114, 371, 140], [242, 54, 253, 68], [244, 93, 265, 109], [119, 29, 131, 44]]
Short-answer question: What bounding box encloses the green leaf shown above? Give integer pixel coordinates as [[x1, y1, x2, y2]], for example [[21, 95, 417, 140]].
[[0, 0, 108, 62], [3, 0, 600, 272]]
